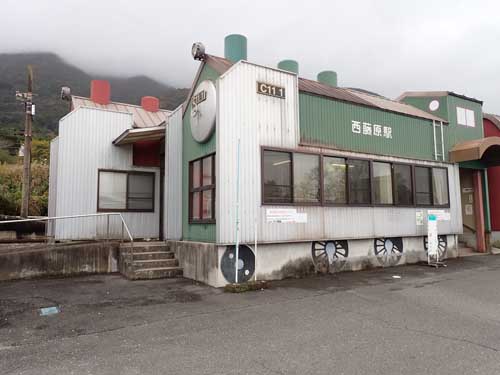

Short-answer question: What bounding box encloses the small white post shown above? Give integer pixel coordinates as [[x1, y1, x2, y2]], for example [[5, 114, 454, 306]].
[[234, 139, 241, 284], [254, 218, 258, 282]]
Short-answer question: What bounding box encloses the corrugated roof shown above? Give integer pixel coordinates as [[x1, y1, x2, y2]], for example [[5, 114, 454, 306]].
[[113, 126, 166, 145], [72, 96, 170, 128], [203, 55, 446, 122], [396, 91, 483, 105], [484, 113, 500, 131], [347, 89, 446, 122], [298, 78, 372, 106]]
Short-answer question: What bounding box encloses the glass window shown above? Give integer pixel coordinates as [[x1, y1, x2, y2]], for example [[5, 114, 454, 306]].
[[192, 192, 200, 219], [432, 168, 449, 206], [293, 153, 320, 203], [466, 109, 475, 127], [457, 107, 475, 127], [263, 150, 292, 204], [323, 156, 346, 204], [189, 154, 215, 222], [415, 166, 432, 205], [372, 162, 393, 204], [348, 160, 370, 204], [98, 171, 127, 210], [128, 173, 154, 210], [202, 190, 213, 219], [192, 160, 201, 188], [202, 156, 213, 186], [393, 164, 413, 205]]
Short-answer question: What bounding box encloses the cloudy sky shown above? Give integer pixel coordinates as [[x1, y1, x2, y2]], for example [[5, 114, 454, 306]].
[[2, 0, 500, 113]]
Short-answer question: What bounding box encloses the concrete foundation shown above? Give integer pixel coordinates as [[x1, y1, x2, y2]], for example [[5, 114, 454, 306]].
[[0, 241, 119, 281], [171, 235, 458, 287]]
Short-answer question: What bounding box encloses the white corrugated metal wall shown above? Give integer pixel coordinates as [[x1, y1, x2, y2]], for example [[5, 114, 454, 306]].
[[217, 62, 462, 244], [46, 137, 59, 237], [55, 107, 161, 240], [165, 106, 183, 239]]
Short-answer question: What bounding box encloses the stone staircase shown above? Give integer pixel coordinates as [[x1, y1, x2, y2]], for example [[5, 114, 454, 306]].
[[119, 242, 183, 280]]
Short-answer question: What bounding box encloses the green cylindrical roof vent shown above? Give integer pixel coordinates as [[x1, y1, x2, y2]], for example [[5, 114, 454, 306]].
[[317, 70, 338, 87], [224, 34, 247, 63], [278, 60, 299, 74]]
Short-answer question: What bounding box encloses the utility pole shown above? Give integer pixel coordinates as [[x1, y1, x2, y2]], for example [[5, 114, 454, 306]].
[[17, 66, 34, 218]]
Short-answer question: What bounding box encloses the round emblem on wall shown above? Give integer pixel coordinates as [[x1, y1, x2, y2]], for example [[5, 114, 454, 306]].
[[429, 100, 440, 111], [220, 245, 255, 283], [374, 237, 403, 267], [190, 80, 216, 143], [311, 240, 349, 273], [423, 235, 447, 259]]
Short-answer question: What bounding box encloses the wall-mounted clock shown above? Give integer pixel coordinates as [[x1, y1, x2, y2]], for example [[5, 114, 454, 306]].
[[190, 80, 216, 143], [429, 100, 440, 111]]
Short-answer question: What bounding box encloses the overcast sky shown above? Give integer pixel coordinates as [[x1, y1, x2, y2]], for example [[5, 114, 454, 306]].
[[2, 0, 500, 113]]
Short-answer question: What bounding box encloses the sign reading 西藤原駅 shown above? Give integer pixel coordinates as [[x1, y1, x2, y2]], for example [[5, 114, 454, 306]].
[[351, 120, 392, 139]]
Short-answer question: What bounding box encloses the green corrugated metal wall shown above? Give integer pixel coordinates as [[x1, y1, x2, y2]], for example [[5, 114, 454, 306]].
[[446, 95, 484, 148], [402, 96, 448, 123], [182, 64, 219, 242], [299, 93, 442, 161]]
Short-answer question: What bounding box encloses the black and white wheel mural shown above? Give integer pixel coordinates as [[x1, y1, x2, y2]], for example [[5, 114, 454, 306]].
[[423, 235, 447, 259], [221, 245, 255, 283], [311, 240, 349, 273], [374, 237, 403, 267]]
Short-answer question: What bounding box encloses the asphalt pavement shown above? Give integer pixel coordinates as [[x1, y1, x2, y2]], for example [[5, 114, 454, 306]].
[[1, 255, 500, 375]]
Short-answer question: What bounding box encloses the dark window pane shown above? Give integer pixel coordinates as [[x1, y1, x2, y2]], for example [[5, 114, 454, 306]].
[[348, 160, 370, 204], [372, 162, 393, 204], [263, 150, 292, 203], [98, 171, 127, 210], [128, 174, 154, 210], [192, 192, 200, 219], [202, 156, 212, 186], [415, 166, 432, 205], [293, 153, 320, 203], [393, 164, 413, 205], [323, 157, 346, 204], [192, 160, 201, 188], [432, 168, 449, 205], [202, 190, 213, 219]]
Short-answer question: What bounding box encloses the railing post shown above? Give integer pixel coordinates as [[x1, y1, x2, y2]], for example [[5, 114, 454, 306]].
[[121, 221, 124, 243]]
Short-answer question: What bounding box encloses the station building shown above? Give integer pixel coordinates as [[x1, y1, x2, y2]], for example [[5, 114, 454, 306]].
[[49, 34, 500, 286]]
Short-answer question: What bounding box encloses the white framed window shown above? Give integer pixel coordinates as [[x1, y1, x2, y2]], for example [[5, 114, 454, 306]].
[[98, 170, 155, 212], [456, 107, 475, 127]]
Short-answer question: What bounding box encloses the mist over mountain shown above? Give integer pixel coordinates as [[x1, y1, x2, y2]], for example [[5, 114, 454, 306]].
[[0, 52, 189, 138]]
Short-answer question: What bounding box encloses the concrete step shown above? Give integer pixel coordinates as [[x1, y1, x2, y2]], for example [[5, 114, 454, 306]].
[[131, 259, 179, 269], [120, 242, 170, 253], [132, 251, 175, 261], [129, 266, 183, 280]]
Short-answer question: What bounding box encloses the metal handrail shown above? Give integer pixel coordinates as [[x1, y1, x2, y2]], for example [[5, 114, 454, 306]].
[[0, 213, 134, 246]]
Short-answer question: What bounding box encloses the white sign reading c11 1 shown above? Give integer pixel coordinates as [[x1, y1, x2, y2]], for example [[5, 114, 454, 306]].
[[352, 120, 392, 139]]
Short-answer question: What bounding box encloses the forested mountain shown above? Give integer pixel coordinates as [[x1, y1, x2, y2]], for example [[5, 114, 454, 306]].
[[0, 52, 189, 143]]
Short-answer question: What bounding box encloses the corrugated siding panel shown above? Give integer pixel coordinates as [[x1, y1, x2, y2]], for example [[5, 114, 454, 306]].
[[47, 137, 59, 237], [165, 106, 183, 239], [299, 93, 444, 161], [217, 62, 300, 244], [217, 63, 462, 244], [55, 108, 160, 240]]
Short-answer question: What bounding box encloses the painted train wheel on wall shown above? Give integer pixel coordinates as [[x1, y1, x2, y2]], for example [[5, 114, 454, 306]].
[[311, 240, 349, 273], [221, 245, 255, 283], [423, 235, 447, 259], [374, 237, 403, 267]]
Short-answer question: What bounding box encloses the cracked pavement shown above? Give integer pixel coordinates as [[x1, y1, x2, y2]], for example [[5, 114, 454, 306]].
[[1, 255, 500, 374]]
